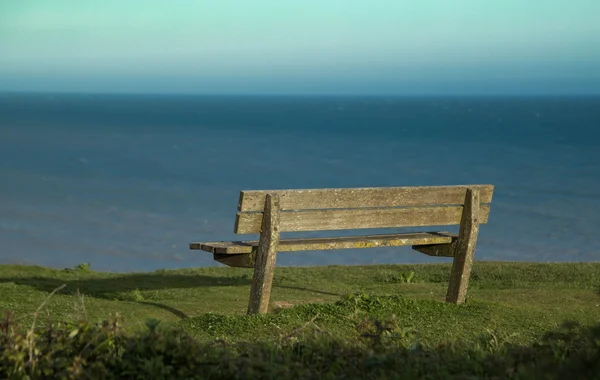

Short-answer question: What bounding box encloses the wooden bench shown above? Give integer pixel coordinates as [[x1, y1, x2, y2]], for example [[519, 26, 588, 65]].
[[190, 184, 494, 315]]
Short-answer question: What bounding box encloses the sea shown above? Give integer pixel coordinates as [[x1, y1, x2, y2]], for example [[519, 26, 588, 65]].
[[0, 93, 599, 272]]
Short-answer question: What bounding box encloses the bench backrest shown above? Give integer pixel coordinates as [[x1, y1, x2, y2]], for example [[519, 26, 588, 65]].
[[234, 185, 494, 234]]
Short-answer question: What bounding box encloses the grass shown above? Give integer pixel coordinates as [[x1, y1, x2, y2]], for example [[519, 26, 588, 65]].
[[1, 261, 598, 348]]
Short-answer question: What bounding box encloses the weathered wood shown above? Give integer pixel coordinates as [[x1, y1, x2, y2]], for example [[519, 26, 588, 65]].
[[238, 185, 494, 211], [193, 232, 457, 255], [412, 242, 457, 257], [235, 205, 490, 234], [247, 194, 281, 315], [193, 241, 254, 254], [446, 188, 481, 304], [214, 253, 254, 268], [188, 183, 495, 311]]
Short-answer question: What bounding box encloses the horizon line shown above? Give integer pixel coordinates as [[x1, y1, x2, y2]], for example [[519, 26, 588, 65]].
[[1, 90, 600, 98]]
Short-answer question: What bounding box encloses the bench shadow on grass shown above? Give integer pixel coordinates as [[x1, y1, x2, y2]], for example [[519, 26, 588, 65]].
[[276, 285, 342, 297], [136, 301, 190, 319], [1, 273, 253, 320], [1, 273, 344, 319]]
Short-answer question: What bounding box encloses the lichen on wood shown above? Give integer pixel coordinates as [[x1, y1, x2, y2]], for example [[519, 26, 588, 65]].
[[247, 194, 281, 315], [446, 188, 481, 304]]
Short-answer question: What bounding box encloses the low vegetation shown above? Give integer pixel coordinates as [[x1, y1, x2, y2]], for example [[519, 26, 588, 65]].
[[0, 261, 599, 378]]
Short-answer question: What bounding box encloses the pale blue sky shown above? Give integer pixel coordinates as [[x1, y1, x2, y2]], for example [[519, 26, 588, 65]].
[[1, 0, 599, 95]]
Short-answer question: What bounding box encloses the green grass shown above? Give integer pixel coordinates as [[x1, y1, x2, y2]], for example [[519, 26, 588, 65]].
[[1, 261, 599, 347]]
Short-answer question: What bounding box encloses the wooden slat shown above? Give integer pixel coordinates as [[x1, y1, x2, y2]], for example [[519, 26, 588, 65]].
[[234, 205, 490, 234], [191, 232, 457, 254], [238, 185, 494, 211]]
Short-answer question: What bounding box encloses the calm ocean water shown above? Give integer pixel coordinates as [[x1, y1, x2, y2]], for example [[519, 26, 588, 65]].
[[1, 94, 599, 272]]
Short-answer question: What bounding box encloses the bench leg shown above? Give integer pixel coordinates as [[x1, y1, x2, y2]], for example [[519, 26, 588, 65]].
[[247, 194, 281, 315], [446, 188, 481, 304]]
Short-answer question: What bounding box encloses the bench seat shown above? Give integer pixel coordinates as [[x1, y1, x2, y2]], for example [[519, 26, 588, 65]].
[[193, 231, 456, 254]]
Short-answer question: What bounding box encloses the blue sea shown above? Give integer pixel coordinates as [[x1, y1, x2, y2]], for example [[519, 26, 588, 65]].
[[1, 93, 599, 272]]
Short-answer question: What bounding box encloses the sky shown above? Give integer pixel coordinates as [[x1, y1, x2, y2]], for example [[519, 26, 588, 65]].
[[1, 0, 599, 95]]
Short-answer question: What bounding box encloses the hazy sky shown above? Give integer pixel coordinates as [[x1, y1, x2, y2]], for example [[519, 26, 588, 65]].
[[1, 0, 599, 95]]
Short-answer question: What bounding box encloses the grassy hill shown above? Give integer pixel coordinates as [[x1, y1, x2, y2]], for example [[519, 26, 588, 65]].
[[1, 261, 599, 378], [1, 261, 598, 345]]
